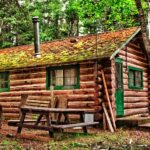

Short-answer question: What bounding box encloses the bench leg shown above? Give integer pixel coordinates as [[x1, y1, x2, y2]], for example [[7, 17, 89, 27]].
[[80, 113, 87, 134], [35, 114, 43, 126], [64, 113, 69, 124], [45, 114, 53, 137], [17, 112, 26, 134]]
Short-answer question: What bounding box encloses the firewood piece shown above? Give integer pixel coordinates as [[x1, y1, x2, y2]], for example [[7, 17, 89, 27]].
[[101, 69, 116, 130], [103, 112, 107, 130], [102, 103, 114, 132]]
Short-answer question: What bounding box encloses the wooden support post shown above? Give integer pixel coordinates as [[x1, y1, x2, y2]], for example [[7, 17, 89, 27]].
[[0, 105, 2, 129], [101, 69, 116, 130]]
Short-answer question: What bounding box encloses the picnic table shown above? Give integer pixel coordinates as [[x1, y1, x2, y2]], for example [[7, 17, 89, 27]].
[[8, 106, 99, 137]]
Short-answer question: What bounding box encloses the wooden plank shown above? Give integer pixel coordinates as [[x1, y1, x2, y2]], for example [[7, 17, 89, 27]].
[[102, 103, 114, 132], [52, 122, 99, 129], [101, 70, 116, 130]]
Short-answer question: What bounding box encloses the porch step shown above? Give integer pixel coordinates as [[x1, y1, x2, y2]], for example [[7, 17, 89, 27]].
[[116, 116, 150, 127], [138, 123, 150, 128]]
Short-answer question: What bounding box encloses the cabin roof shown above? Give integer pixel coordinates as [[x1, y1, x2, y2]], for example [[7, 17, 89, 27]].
[[0, 27, 140, 70]]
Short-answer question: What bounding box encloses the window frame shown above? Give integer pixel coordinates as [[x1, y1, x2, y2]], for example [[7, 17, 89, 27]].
[[128, 66, 143, 90], [46, 65, 80, 90], [0, 71, 10, 92]]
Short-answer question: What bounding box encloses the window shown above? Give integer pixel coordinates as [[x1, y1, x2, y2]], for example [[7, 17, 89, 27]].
[[0, 71, 9, 92], [128, 66, 143, 89], [46, 65, 80, 90]]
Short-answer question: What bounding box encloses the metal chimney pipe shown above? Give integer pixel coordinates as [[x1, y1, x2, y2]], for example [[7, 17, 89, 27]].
[[32, 17, 41, 58]]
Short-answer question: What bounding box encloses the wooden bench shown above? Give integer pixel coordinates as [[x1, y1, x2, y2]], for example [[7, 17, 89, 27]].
[[52, 122, 99, 133]]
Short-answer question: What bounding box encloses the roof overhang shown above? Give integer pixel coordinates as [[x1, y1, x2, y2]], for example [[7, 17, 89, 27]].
[[110, 27, 141, 60]]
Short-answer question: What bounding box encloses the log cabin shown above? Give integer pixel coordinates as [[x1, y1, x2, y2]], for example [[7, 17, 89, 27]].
[[0, 20, 149, 123]]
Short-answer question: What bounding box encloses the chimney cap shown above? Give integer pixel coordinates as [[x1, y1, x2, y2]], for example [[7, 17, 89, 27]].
[[32, 16, 39, 22]]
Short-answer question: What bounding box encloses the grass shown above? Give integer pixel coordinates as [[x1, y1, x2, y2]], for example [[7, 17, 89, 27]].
[[0, 128, 150, 150]]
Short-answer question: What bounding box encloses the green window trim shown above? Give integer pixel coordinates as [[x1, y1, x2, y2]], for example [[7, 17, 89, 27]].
[[0, 71, 10, 92], [128, 66, 143, 90], [46, 65, 80, 90]]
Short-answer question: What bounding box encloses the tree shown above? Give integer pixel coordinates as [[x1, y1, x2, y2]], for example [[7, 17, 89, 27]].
[[0, 0, 148, 48]]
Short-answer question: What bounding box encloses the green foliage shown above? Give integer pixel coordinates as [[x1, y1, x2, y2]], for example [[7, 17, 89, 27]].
[[0, 0, 148, 48]]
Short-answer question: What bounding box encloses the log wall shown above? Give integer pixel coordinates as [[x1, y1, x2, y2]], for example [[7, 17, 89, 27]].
[[116, 42, 149, 117], [0, 61, 103, 120]]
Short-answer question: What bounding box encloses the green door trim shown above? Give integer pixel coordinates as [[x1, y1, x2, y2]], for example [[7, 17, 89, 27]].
[[115, 58, 124, 116]]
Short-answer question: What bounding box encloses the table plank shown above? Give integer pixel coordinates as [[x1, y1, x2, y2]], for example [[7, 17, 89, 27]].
[[21, 106, 94, 113]]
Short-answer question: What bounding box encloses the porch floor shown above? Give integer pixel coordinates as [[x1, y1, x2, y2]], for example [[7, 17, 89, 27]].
[[116, 116, 150, 128]]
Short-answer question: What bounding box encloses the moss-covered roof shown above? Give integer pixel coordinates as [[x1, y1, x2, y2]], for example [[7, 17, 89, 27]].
[[0, 27, 139, 70]]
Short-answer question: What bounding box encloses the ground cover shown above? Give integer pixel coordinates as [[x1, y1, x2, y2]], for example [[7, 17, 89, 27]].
[[0, 121, 149, 150]]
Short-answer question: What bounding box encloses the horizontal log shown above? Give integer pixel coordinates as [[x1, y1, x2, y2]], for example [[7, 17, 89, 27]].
[[10, 78, 45, 86], [0, 97, 20, 102], [124, 97, 149, 103], [2, 108, 19, 113], [10, 86, 46, 91], [0, 102, 20, 107], [3, 113, 19, 119], [26, 99, 50, 104], [124, 108, 149, 116], [124, 102, 149, 109], [80, 62, 95, 68], [80, 81, 95, 88], [119, 50, 147, 62], [68, 103, 100, 109], [68, 94, 95, 101], [10, 72, 45, 80], [127, 44, 144, 55], [80, 68, 94, 75], [119, 55, 148, 67], [72, 89, 95, 95], [124, 91, 148, 97], [80, 75, 95, 82], [10, 67, 45, 74]]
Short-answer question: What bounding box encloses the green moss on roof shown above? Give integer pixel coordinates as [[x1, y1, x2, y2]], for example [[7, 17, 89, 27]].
[[0, 27, 139, 70]]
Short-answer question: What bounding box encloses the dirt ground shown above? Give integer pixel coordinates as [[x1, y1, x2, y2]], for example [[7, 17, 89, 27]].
[[0, 121, 150, 150]]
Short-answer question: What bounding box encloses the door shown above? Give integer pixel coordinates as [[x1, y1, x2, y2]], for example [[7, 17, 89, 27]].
[[115, 58, 124, 116]]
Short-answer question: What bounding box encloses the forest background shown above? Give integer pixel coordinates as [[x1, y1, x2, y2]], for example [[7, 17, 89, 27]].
[[0, 0, 148, 48]]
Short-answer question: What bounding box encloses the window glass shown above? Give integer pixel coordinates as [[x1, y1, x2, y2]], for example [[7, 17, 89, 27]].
[[0, 72, 9, 91], [129, 71, 134, 87], [135, 71, 142, 87], [64, 68, 77, 86], [47, 66, 79, 90], [51, 70, 63, 86], [128, 67, 143, 89]]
